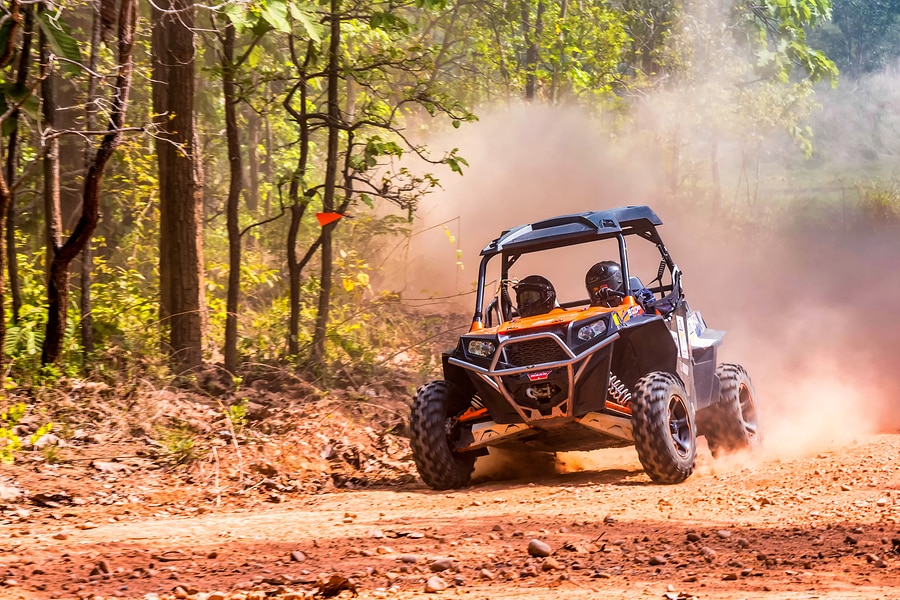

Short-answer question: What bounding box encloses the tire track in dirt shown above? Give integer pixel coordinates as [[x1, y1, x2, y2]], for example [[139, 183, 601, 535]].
[[4, 435, 900, 599]]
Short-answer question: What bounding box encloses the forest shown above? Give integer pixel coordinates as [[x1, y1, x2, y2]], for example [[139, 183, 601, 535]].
[[0, 0, 896, 397]]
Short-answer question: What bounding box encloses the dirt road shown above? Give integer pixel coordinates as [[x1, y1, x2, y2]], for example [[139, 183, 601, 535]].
[[4, 431, 900, 600]]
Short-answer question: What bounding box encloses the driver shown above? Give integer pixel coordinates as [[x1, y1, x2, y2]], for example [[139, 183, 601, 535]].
[[585, 261, 625, 307], [514, 275, 558, 318], [586, 260, 657, 311]]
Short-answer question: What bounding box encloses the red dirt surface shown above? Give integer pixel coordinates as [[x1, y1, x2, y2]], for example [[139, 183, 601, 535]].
[[4, 413, 900, 600]]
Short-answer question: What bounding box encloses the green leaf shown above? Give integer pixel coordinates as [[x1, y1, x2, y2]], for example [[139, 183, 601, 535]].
[[36, 9, 83, 76], [290, 4, 323, 43], [12, 94, 41, 121], [260, 0, 291, 34], [451, 120, 460, 129], [3, 325, 20, 357], [361, 193, 374, 209], [3, 81, 39, 122], [223, 4, 253, 32], [247, 44, 264, 69]]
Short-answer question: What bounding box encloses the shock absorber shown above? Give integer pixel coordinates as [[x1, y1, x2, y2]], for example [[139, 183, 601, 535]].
[[607, 374, 632, 408]]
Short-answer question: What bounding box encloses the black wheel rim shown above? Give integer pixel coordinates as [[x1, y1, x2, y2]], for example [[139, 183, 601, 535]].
[[738, 383, 759, 440], [667, 394, 692, 458]]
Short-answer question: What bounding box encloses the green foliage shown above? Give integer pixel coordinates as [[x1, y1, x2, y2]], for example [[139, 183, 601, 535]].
[[0, 422, 23, 465], [157, 424, 204, 465], [224, 0, 323, 41], [735, 0, 839, 83], [2, 250, 75, 376], [0, 403, 53, 465], [438, 0, 628, 105], [5, 306, 46, 361], [0, 404, 27, 465], [856, 180, 900, 225], [809, 0, 900, 77], [0, 0, 862, 391], [36, 7, 83, 75], [224, 398, 249, 433]]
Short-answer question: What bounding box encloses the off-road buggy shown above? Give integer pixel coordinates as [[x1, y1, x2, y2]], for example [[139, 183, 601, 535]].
[[410, 206, 761, 489]]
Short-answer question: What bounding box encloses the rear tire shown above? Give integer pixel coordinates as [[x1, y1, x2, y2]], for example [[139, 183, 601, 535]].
[[410, 380, 477, 490], [631, 372, 696, 484], [702, 363, 761, 458]]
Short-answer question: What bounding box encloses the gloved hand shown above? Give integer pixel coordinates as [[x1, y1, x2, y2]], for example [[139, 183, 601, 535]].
[[634, 288, 655, 309]]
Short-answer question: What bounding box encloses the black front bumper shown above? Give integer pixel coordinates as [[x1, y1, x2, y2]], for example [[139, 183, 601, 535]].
[[449, 331, 617, 425]]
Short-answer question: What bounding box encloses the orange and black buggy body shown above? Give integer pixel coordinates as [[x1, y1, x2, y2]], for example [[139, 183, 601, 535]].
[[410, 206, 761, 489]]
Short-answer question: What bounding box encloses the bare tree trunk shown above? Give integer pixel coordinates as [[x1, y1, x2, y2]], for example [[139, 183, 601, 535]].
[[287, 203, 302, 356], [5, 127, 21, 326], [81, 0, 103, 359], [523, 0, 544, 101], [710, 137, 722, 214], [43, 0, 138, 364], [751, 139, 761, 208], [0, 179, 10, 372], [263, 104, 274, 217], [245, 96, 260, 214], [5, 4, 34, 326], [223, 16, 243, 374], [550, 0, 567, 103], [153, 0, 205, 373], [0, 0, 26, 370], [311, 0, 343, 367], [39, 25, 62, 281], [286, 39, 313, 357]]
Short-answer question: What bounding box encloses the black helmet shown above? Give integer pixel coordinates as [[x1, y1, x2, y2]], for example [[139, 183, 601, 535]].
[[586, 261, 624, 306], [514, 275, 556, 318]]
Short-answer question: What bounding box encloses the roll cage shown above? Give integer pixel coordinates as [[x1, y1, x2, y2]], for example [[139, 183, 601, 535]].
[[472, 206, 682, 331]]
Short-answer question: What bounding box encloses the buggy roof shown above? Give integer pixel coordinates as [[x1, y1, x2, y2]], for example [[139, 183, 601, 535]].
[[480, 205, 663, 257]]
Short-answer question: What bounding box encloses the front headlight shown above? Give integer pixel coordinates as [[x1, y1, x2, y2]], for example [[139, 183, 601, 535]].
[[577, 319, 608, 342], [467, 339, 496, 357]]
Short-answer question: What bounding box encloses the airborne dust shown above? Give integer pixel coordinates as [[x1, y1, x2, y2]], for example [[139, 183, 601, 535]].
[[378, 72, 900, 481]]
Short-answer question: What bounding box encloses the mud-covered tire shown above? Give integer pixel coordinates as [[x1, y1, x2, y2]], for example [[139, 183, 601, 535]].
[[702, 363, 761, 458], [631, 371, 696, 484], [409, 380, 476, 490]]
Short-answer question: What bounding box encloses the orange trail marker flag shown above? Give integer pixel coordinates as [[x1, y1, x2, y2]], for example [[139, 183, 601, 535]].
[[316, 212, 344, 227]]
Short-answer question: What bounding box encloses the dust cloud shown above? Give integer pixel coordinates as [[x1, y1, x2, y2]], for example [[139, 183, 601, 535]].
[[471, 448, 562, 484], [382, 75, 900, 472]]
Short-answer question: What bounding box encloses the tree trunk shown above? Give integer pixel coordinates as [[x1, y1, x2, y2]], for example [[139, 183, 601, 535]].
[[0, 180, 10, 374], [286, 38, 314, 357], [311, 0, 343, 367], [5, 4, 34, 326], [39, 24, 62, 280], [153, 0, 205, 373], [245, 95, 260, 214], [81, 0, 103, 359], [710, 137, 722, 214], [43, 0, 137, 365], [550, 0, 567, 104], [263, 105, 274, 217], [223, 16, 243, 374], [287, 202, 302, 356], [523, 0, 544, 101]]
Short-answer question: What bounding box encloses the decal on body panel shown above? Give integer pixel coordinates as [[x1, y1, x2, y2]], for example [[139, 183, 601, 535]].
[[675, 314, 690, 360]]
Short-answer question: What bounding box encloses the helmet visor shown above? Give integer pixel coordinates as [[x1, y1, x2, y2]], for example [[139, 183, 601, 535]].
[[517, 288, 545, 308]]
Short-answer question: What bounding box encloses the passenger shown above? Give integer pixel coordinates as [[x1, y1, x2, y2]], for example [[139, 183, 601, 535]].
[[514, 275, 559, 318]]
